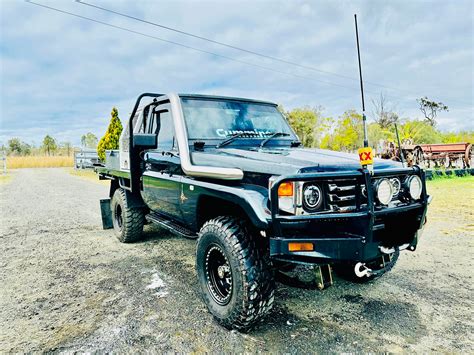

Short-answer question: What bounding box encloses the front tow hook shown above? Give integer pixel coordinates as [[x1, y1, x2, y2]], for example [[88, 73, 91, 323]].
[[354, 262, 371, 277]]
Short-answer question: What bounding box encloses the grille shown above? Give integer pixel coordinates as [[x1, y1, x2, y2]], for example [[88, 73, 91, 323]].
[[296, 173, 413, 215], [327, 179, 359, 212]]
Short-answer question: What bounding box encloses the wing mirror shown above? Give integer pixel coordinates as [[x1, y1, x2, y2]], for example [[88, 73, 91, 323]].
[[133, 133, 157, 148]]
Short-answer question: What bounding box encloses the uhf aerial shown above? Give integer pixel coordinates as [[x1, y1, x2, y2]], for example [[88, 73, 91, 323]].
[[353, 14, 375, 172], [354, 14, 406, 168], [354, 14, 368, 149]]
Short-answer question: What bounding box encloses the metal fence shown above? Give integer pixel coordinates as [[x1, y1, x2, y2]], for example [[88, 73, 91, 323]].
[[73, 148, 99, 169]]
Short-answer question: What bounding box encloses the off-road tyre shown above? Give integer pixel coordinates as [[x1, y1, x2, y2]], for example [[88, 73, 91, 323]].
[[111, 188, 144, 243], [196, 217, 275, 331]]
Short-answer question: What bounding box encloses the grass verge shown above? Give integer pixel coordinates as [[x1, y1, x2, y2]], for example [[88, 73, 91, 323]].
[[69, 168, 108, 185], [7, 156, 74, 168], [426, 175, 473, 234], [427, 174, 474, 184], [0, 174, 12, 185]]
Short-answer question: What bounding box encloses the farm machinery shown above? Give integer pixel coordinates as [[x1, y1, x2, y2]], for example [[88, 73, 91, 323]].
[[379, 141, 472, 169]]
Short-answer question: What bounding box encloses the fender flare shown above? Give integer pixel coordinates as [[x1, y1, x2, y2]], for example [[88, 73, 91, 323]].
[[182, 178, 270, 230]]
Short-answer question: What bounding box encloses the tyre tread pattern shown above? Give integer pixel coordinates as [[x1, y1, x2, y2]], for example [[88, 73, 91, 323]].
[[112, 188, 144, 243], [198, 216, 275, 331]]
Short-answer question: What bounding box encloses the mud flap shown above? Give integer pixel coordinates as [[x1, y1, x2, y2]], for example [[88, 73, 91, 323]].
[[100, 198, 113, 229]]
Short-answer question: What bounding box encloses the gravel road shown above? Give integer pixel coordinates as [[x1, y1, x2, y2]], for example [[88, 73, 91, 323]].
[[0, 168, 472, 352]]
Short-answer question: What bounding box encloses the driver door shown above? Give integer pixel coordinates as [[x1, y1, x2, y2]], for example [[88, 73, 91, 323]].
[[141, 103, 183, 221]]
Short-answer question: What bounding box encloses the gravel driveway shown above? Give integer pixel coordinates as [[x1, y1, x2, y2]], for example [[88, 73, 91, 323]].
[[0, 168, 472, 352]]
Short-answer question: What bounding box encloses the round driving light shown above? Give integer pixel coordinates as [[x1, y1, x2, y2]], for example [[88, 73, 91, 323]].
[[303, 184, 323, 211], [390, 178, 401, 196], [408, 175, 422, 200], [376, 178, 393, 205]]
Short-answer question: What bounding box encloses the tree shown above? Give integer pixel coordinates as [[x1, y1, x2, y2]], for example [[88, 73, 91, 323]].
[[97, 107, 123, 161], [320, 110, 363, 152], [81, 132, 98, 149], [20, 142, 32, 156], [8, 138, 22, 155], [61, 142, 73, 156], [8, 138, 31, 156], [371, 93, 399, 128], [286, 106, 332, 147], [417, 96, 448, 126], [42, 135, 57, 156]]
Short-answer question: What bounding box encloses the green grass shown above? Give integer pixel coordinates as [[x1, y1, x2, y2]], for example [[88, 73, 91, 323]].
[[426, 174, 473, 234], [427, 174, 474, 184]]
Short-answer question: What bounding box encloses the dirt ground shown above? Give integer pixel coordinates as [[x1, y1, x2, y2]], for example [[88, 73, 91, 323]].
[[0, 168, 472, 352]]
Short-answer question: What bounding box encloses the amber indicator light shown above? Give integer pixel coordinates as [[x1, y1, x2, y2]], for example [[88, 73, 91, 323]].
[[288, 242, 314, 252]]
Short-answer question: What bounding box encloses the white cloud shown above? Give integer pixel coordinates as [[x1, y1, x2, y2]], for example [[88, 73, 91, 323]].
[[0, 0, 472, 146]]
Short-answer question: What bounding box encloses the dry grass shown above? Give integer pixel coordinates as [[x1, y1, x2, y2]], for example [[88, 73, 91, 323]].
[[69, 168, 108, 185], [0, 174, 12, 185], [7, 156, 74, 169]]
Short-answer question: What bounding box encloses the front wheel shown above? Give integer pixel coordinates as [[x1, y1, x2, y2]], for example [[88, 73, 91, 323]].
[[196, 217, 275, 331]]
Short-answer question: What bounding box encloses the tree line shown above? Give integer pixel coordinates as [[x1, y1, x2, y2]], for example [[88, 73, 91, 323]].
[[284, 95, 472, 152], [2, 95, 471, 157], [3, 132, 99, 156]]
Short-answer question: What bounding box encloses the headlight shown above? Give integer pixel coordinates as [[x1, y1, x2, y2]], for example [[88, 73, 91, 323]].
[[376, 178, 393, 205], [303, 184, 323, 211], [390, 178, 401, 196], [407, 175, 422, 200]]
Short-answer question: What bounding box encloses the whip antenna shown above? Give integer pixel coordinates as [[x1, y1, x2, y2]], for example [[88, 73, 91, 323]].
[[354, 14, 368, 148]]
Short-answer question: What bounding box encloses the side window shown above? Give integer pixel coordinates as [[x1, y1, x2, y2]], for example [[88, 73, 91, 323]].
[[157, 110, 176, 151]]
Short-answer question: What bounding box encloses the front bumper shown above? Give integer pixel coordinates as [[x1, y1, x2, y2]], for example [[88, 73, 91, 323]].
[[269, 167, 429, 264]]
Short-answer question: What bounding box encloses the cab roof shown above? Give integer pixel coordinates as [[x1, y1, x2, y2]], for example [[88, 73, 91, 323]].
[[178, 93, 277, 106]]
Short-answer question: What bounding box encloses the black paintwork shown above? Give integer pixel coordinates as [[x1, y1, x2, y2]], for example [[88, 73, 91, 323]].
[[190, 146, 402, 176], [98, 93, 429, 266]]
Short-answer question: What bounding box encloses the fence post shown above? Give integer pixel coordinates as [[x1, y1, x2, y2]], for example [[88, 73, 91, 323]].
[[1, 150, 6, 175]]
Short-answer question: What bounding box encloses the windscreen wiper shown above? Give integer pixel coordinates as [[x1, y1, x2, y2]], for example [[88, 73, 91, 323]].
[[216, 132, 252, 148], [259, 132, 290, 148]]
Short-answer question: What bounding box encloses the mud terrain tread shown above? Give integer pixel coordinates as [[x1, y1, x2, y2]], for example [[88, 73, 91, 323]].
[[112, 188, 144, 243], [197, 216, 275, 331]]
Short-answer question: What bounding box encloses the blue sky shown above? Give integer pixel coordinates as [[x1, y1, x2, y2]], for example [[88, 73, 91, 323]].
[[1, 0, 473, 146]]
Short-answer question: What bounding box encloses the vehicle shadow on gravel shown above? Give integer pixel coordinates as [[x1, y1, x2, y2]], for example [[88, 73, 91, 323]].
[[124, 225, 428, 352], [249, 275, 427, 352]]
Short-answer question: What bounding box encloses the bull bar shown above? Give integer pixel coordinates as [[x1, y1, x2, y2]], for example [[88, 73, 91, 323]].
[[269, 167, 429, 264]]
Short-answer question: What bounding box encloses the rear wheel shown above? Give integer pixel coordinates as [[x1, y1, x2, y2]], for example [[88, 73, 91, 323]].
[[111, 188, 144, 243], [196, 217, 275, 331]]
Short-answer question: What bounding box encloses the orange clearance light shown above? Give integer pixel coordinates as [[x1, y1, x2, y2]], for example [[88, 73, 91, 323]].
[[288, 242, 314, 252], [278, 182, 294, 197]]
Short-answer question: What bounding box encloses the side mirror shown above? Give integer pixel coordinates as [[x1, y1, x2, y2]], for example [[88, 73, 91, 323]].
[[133, 133, 157, 148]]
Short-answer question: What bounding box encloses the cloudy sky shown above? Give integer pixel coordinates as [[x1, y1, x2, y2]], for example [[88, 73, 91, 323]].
[[1, 0, 473, 146]]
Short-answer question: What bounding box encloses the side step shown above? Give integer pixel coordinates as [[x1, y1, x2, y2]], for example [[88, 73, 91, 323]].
[[146, 212, 197, 239]]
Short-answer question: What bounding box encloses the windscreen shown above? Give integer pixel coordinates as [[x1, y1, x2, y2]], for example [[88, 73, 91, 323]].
[[181, 98, 296, 141]]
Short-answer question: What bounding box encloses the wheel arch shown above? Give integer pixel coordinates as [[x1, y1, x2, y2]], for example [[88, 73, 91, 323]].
[[195, 192, 269, 231], [109, 178, 146, 208]]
